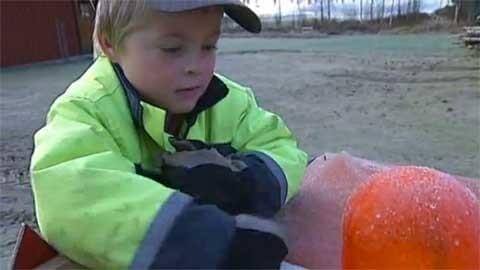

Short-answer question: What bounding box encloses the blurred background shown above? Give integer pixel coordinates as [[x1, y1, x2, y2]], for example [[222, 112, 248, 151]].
[[1, 0, 479, 67]]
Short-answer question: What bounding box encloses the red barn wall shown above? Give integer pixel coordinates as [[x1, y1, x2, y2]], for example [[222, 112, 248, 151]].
[[1, 1, 81, 67]]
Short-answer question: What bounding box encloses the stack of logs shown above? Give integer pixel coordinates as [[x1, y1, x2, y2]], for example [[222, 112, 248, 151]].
[[461, 26, 480, 48]]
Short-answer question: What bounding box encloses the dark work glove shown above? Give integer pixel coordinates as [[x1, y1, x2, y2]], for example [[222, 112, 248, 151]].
[[159, 147, 252, 215], [168, 137, 238, 157], [221, 214, 289, 269], [159, 138, 283, 217]]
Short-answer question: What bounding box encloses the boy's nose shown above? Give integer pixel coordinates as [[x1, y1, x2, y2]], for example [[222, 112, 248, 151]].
[[185, 66, 197, 75], [184, 55, 202, 76]]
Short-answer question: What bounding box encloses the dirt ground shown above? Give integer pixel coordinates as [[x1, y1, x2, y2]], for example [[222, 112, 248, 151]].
[[1, 33, 479, 267]]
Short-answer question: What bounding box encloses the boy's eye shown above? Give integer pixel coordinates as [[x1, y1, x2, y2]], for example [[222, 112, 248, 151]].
[[161, 47, 181, 53], [203, 44, 218, 51]]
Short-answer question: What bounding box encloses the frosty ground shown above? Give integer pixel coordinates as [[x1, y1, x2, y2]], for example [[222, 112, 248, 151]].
[[1, 33, 479, 267]]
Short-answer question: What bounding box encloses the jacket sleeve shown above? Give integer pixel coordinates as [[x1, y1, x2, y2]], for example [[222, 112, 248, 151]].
[[30, 97, 236, 269], [231, 89, 308, 205]]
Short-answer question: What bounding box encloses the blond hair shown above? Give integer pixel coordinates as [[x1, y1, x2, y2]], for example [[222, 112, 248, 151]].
[[92, 0, 150, 58]]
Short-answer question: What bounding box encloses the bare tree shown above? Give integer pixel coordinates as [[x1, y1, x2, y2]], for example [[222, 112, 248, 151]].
[[327, 0, 331, 20], [274, 0, 282, 26], [370, 0, 374, 20], [295, 0, 300, 28], [343, 2, 358, 20], [454, 0, 461, 24], [397, 0, 402, 17], [453, 0, 479, 23], [320, 0, 324, 21], [381, 0, 385, 21], [375, 0, 385, 21], [413, 0, 421, 14], [360, 0, 363, 21], [389, 0, 395, 26]]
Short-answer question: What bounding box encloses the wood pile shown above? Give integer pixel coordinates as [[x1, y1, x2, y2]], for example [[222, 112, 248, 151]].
[[461, 26, 480, 48]]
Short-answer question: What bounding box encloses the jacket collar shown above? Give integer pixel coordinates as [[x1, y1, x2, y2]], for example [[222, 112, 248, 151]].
[[111, 62, 229, 140]]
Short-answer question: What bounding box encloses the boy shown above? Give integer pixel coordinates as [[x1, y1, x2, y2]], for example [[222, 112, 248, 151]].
[[30, 1, 307, 269]]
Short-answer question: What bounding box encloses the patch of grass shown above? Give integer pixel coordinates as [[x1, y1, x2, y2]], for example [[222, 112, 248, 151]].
[[219, 34, 466, 57]]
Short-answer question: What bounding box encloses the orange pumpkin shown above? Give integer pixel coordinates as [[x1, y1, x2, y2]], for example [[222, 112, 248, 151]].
[[342, 166, 480, 269]]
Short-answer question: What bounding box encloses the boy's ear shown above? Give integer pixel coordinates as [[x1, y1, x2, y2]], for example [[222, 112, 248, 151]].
[[98, 34, 119, 62]]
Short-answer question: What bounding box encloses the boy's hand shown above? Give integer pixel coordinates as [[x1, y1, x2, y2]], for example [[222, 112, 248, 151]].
[[222, 214, 289, 269], [158, 146, 252, 215], [158, 138, 283, 217], [168, 137, 237, 156]]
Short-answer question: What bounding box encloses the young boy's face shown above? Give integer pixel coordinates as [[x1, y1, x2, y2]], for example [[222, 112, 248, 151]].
[[107, 7, 223, 113]]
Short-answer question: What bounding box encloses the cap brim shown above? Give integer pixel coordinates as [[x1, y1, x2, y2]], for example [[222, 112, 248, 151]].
[[146, 1, 261, 33], [224, 4, 261, 33]]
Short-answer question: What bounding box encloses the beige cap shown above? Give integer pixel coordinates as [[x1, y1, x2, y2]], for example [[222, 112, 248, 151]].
[[147, 0, 262, 33]]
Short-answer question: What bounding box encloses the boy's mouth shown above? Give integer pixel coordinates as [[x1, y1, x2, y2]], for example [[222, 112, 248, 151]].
[[175, 86, 203, 100], [177, 86, 201, 92]]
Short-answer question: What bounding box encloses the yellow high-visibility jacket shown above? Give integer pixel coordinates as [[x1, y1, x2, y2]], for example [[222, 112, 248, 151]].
[[30, 56, 307, 269]]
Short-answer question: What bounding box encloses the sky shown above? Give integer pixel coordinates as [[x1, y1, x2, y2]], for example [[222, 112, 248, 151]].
[[246, 0, 449, 17]]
